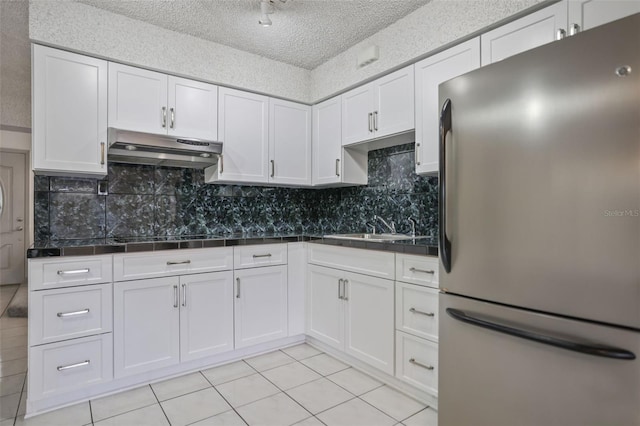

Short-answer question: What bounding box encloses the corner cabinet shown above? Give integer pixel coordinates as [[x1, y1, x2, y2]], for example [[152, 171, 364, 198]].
[[415, 38, 480, 174], [32, 45, 108, 176]]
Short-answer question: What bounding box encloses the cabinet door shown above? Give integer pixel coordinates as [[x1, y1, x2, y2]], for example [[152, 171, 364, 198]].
[[234, 265, 288, 348], [312, 97, 343, 185], [32, 45, 107, 176], [179, 271, 234, 362], [113, 277, 180, 378], [568, 0, 640, 31], [415, 38, 480, 174], [108, 62, 168, 134], [344, 271, 394, 375], [269, 98, 311, 186], [306, 265, 344, 350], [373, 65, 415, 139], [342, 83, 375, 146], [215, 87, 269, 183], [167, 76, 218, 140], [481, 2, 568, 65]]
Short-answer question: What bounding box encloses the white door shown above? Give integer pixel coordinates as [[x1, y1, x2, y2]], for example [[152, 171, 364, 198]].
[[234, 265, 287, 349], [342, 83, 374, 146], [108, 62, 168, 134], [568, 0, 640, 31], [415, 38, 480, 174], [215, 87, 269, 183], [373, 65, 415, 139], [481, 1, 568, 65], [167, 76, 218, 140], [179, 271, 234, 362], [113, 277, 180, 378], [306, 265, 344, 350], [0, 152, 25, 285], [312, 97, 342, 185], [343, 271, 394, 375], [269, 99, 311, 186], [32, 45, 108, 176]]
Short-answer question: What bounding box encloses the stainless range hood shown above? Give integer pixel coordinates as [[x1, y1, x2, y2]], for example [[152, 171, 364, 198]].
[[107, 128, 222, 169]]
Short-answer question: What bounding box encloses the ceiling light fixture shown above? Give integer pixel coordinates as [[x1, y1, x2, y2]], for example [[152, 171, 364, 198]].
[[258, 0, 274, 27]]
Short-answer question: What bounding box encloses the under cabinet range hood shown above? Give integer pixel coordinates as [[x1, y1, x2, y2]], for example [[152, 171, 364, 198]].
[[107, 128, 222, 169]]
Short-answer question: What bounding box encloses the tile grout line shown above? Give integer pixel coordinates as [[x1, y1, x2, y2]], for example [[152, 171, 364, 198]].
[[148, 383, 173, 426], [90, 386, 159, 424], [198, 370, 250, 426]]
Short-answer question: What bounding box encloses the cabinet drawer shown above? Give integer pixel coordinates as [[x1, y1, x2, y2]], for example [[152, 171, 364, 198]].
[[396, 331, 438, 396], [29, 255, 113, 290], [29, 333, 113, 401], [113, 247, 233, 281], [395, 254, 438, 287], [30, 283, 113, 346], [396, 282, 438, 342], [308, 244, 394, 280], [233, 244, 287, 269]]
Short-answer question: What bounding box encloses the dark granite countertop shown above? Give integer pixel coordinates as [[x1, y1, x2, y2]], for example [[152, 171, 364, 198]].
[[27, 234, 438, 258]]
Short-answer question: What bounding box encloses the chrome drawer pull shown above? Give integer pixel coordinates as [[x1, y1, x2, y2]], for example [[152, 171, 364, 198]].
[[409, 358, 434, 370], [409, 267, 435, 274], [57, 360, 90, 371], [252, 254, 272, 258], [57, 309, 90, 318], [409, 307, 435, 317], [236, 277, 241, 298], [173, 285, 178, 308], [167, 260, 191, 265], [57, 268, 90, 276]]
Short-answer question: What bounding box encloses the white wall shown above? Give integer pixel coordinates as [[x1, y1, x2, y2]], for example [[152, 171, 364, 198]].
[[310, 0, 546, 101], [28, 0, 312, 103]]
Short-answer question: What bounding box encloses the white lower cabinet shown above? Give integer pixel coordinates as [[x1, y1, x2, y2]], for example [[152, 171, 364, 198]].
[[234, 265, 288, 348], [396, 331, 438, 396], [306, 264, 394, 375]]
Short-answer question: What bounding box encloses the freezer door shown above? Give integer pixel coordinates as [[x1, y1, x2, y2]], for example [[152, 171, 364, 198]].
[[439, 293, 640, 426], [438, 14, 640, 328]]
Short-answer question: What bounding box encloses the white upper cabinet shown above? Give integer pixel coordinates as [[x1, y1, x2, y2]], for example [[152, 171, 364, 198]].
[[342, 65, 415, 146], [32, 45, 108, 176], [207, 87, 269, 184], [108, 63, 168, 134], [313, 97, 343, 185], [568, 0, 640, 32], [415, 38, 480, 174], [168, 76, 218, 140], [108, 63, 218, 139], [269, 98, 311, 186], [481, 1, 568, 65]]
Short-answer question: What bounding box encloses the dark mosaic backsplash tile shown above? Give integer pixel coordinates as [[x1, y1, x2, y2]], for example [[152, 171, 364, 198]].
[[34, 144, 439, 243]]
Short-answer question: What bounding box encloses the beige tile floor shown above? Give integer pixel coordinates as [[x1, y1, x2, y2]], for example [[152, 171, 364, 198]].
[[0, 285, 437, 426]]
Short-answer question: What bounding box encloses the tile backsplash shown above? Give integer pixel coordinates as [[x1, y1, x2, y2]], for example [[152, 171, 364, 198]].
[[34, 143, 438, 244]]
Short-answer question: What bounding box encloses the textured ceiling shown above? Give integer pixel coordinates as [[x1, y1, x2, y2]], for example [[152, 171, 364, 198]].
[[77, 0, 431, 70]]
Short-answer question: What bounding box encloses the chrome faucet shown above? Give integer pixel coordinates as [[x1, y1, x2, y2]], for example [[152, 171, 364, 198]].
[[374, 215, 396, 234], [408, 217, 417, 238]]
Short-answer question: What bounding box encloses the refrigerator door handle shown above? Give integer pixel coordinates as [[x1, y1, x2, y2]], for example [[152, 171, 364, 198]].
[[439, 98, 453, 273], [446, 308, 636, 360]]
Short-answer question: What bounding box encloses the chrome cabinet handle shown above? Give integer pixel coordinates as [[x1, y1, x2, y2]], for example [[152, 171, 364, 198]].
[[343, 279, 349, 301], [181, 283, 187, 307], [409, 267, 435, 274], [409, 307, 435, 317], [556, 28, 566, 40], [162, 106, 167, 128], [100, 142, 105, 165], [569, 23, 580, 36], [57, 308, 90, 318], [373, 111, 378, 131], [368, 113, 373, 132], [335, 158, 340, 177], [57, 360, 90, 371], [167, 260, 191, 265], [57, 268, 90, 276], [270, 159, 275, 178], [338, 278, 344, 300], [173, 285, 178, 308], [170, 107, 175, 129], [253, 254, 272, 258], [409, 358, 434, 370], [415, 142, 421, 166], [236, 277, 241, 298]]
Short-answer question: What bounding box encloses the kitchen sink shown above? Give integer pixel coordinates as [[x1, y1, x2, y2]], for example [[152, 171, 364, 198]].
[[325, 233, 416, 242]]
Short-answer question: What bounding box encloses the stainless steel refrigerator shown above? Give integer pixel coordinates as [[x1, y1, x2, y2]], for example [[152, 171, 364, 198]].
[[438, 13, 640, 426]]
